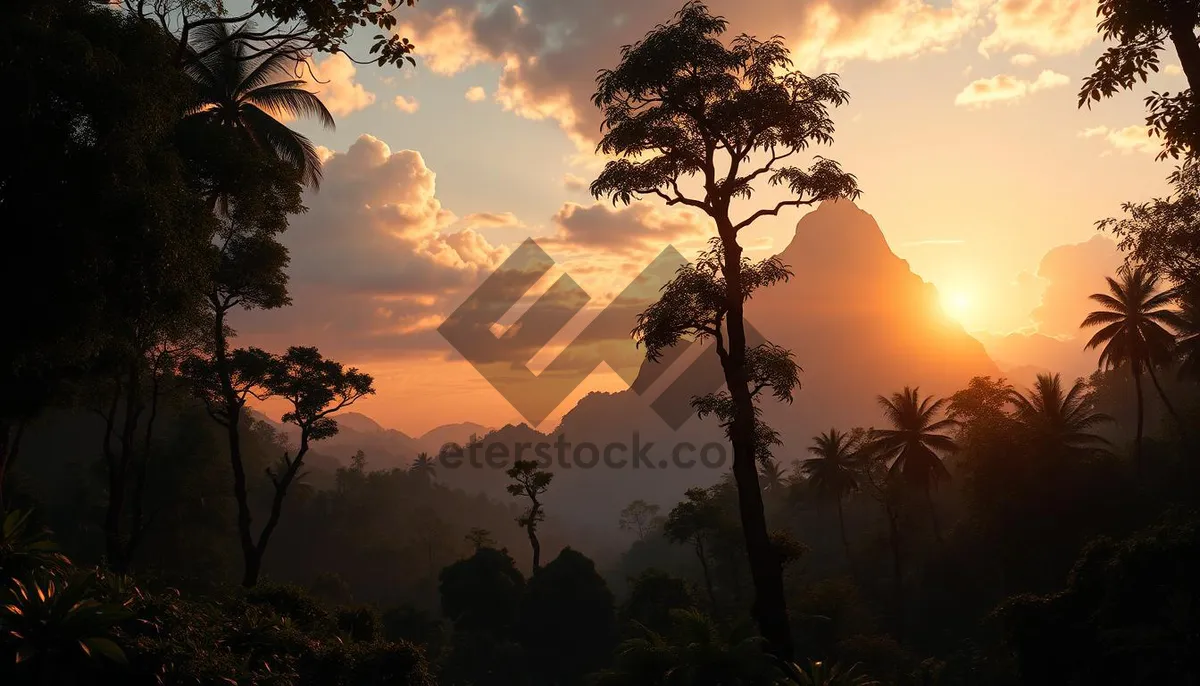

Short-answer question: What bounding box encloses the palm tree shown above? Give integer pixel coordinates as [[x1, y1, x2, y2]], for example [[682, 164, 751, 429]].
[[183, 22, 335, 189], [758, 460, 786, 494], [410, 452, 436, 484], [1009, 373, 1112, 458], [802, 429, 864, 559], [1081, 265, 1185, 465], [870, 387, 957, 542]]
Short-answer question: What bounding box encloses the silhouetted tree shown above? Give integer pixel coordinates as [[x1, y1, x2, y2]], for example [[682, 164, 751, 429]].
[[122, 0, 419, 74], [1080, 0, 1200, 159], [410, 453, 436, 484], [465, 528, 495, 552], [520, 548, 617, 685], [505, 460, 552, 571], [0, 0, 212, 513], [592, 1, 860, 659], [439, 547, 525, 637], [802, 428, 866, 560], [1082, 265, 1184, 464], [870, 388, 957, 543], [243, 346, 374, 586], [619, 500, 662, 540], [182, 23, 335, 188], [758, 461, 787, 494], [664, 487, 724, 610], [620, 569, 696, 637], [1009, 373, 1112, 458], [1100, 162, 1200, 287]]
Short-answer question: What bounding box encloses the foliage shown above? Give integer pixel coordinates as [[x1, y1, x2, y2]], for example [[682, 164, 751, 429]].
[[0, 511, 70, 581], [520, 548, 617, 684], [0, 572, 132, 681], [996, 515, 1200, 684], [183, 21, 335, 188], [869, 388, 957, 489], [1079, 0, 1200, 160], [439, 548, 525, 638]]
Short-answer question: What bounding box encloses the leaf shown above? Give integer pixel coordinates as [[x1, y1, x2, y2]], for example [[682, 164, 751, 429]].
[[82, 637, 128, 664]]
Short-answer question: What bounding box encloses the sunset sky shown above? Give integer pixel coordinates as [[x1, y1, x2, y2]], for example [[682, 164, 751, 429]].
[[240, 0, 1180, 435]]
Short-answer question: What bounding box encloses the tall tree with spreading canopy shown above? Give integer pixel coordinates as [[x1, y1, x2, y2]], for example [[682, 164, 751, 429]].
[[594, 3, 860, 656], [1080, 0, 1200, 159], [1081, 265, 1185, 465], [870, 388, 957, 543], [246, 346, 374, 586], [505, 460, 552, 571]]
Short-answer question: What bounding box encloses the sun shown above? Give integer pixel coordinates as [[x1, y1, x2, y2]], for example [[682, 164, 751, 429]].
[[942, 290, 972, 322]]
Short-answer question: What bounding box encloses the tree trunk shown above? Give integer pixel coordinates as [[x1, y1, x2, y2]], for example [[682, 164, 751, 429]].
[[1167, 1, 1200, 94], [527, 524, 542, 571], [718, 231, 793, 660], [125, 368, 162, 570], [212, 303, 258, 587], [1147, 365, 1188, 434], [1134, 368, 1145, 470], [924, 483, 943, 544], [836, 497, 851, 562], [247, 438, 311, 587], [696, 537, 718, 611]]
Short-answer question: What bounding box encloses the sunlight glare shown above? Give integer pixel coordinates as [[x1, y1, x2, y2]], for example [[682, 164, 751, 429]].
[[942, 290, 972, 322]]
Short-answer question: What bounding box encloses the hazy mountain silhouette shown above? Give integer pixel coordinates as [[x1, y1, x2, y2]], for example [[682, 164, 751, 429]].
[[437, 200, 1000, 537], [419, 422, 493, 454]]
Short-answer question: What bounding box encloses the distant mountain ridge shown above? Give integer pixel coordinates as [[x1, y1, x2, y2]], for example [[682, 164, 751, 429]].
[[246, 409, 492, 471], [258, 200, 1000, 532]]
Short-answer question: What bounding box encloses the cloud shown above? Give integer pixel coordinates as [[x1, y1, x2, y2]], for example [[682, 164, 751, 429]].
[[232, 135, 508, 359], [1166, 64, 1184, 76], [1030, 234, 1124, 339], [954, 69, 1069, 107], [309, 53, 376, 117], [1079, 125, 1161, 155], [1010, 53, 1036, 66], [393, 95, 420, 113], [542, 202, 711, 257], [399, 0, 988, 147], [563, 173, 589, 192], [979, 0, 1098, 57], [464, 86, 487, 102], [461, 211, 523, 228]]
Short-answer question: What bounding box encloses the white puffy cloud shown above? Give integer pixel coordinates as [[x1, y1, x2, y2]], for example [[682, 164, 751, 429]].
[[1010, 53, 1036, 66], [464, 86, 488, 102], [308, 53, 376, 117], [1079, 125, 1161, 155], [954, 69, 1069, 107], [393, 95, 420, 113], [979, 0, 1098, 57], [232, 135, 507, 358]]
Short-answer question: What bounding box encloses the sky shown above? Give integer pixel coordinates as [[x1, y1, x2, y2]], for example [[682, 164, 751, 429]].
[[240, 0, 1182, 436]]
